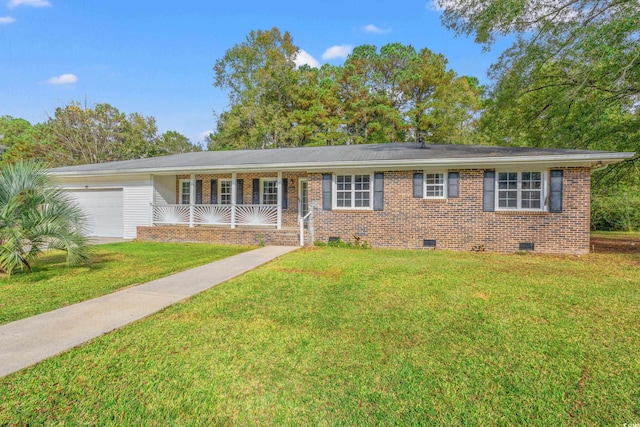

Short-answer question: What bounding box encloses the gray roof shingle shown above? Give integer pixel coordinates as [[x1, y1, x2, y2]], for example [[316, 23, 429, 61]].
[[49, 142, 634, 175]]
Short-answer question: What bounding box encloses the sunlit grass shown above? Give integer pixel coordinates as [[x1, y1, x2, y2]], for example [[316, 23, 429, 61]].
[[591, 230, 640, 239], [1, 247, 638, 425], [0, 241, 251, 324]]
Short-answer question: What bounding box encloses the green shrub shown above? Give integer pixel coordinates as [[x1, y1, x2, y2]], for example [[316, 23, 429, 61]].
[[315, 235, 371, 249], [591, 185, 640, 231]]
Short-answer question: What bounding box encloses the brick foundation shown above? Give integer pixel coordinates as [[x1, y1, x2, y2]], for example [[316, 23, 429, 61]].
[[137, 226, 304, 247]]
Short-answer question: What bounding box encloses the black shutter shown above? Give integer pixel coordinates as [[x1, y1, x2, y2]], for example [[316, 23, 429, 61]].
[[282, 178, 288, 209], [549, 170, 563, 213], [210, 179, 217, 204], [413, 172, 423, 198], [322, 173, 332, 210], [373, 172, 384, 211], [236, 179, 244, 205], [195, 180, 202, 204], [252, 179, 260, 204], [483, 171, 495, 212], [448, 172, 459, 198]]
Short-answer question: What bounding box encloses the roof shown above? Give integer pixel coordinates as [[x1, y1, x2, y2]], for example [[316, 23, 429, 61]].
[[49, 142, 635, 177]]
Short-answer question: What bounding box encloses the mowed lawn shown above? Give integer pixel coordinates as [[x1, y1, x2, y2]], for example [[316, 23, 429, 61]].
[[1, 247, 639, 425], [0, 241, 251, 325]]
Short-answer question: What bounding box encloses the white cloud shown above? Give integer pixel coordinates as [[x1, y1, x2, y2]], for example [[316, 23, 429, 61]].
[[321, 45, 353, 60], [0, 16, 15, 24], [47, 73, 77, 85], [198, 130, 213, 141], [362, 24, 390, 34], [8, 0, 51, 8], [294, 49, 320, 68]]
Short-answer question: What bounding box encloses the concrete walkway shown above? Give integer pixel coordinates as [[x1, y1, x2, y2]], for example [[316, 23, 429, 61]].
[[0, 246, 298, 378]]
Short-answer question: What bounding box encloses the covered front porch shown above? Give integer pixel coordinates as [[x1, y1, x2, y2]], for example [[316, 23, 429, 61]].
[[148, 171, 313, 245]]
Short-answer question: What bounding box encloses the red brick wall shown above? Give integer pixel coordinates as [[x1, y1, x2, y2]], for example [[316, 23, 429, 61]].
[[137, 226, 305, 246], [308, 168, 591, 254]]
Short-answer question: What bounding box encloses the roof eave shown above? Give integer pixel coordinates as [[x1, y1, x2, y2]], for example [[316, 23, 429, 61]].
[[49, 152, 635, 178]]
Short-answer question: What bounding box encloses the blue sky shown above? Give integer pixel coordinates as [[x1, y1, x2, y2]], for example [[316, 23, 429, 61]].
[[1, 0, 509, 146]]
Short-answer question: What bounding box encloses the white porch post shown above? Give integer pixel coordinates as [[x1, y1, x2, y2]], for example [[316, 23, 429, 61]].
[[150, 175, 155, 226], [277, 171, 282, 230], [189, 173, 195, 228], [231, 172, 237, 229]]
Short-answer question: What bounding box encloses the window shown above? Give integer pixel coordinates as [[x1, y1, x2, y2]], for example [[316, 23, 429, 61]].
[[497, 171, 543, 210], [261, 179, 278, 205], [425, 173, 445, 198], [179, 179, 202, 204], [335, 174, 371, 209], [219, 179, 232, 205], [179, 180, 190, 205]]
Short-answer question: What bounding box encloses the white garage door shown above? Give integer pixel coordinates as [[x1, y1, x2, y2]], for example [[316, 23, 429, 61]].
[[66, 189, 124, 237]]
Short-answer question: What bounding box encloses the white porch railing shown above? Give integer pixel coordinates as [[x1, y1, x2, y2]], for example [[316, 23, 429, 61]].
[[152, 204, 279, 228], [194, 205, 232, 225], [153, 204, 190, 225], [235, 204, 278, 226]]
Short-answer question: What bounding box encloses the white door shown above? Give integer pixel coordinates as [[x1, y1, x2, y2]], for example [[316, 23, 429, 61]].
[[66, 189, 124, 237], [298, 178, 309, 218]]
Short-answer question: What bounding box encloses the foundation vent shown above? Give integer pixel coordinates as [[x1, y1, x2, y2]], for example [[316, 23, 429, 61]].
[[423, 239, 436, 248]]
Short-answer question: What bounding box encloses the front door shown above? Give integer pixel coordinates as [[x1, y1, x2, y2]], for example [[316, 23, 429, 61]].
[[299, 178, 309, 219]]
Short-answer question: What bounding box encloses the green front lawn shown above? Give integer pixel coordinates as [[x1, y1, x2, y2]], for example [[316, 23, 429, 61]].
[[1, 248, 639, 425], [0, 241, 251, 325]]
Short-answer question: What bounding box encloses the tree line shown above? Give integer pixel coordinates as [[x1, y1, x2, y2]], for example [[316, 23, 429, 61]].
[[0, 102, 201, 167], [209, 28, 483, 150]]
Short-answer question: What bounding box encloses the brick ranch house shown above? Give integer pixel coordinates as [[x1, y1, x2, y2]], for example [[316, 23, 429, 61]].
[[50, 142, 634, 254]]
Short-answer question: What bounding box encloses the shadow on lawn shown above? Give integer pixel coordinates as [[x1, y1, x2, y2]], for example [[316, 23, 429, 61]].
[[2, 252, 123, 282]]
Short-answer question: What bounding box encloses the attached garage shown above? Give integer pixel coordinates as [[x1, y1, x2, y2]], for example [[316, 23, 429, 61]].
[[66, 189, 124, 238]]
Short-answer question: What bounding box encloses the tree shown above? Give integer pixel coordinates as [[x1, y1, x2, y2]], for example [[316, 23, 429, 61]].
[[119, 112, 160, 159], [157, 131, 202, 155], [213, 27, 300, 149], [0, 161, 91, 277], [48, 102, 129, 165], [210, 29, 484, 149], [435, 0, 640, 155], [399, 47, 482, 144], [339, 44, 482, 144], [435, 0, 640, 230], [0, 117, 57, 165], [45, 102, 201, 165]]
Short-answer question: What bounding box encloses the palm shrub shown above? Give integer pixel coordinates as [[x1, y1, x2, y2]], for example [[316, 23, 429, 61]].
[[0, 161, 91, 277]]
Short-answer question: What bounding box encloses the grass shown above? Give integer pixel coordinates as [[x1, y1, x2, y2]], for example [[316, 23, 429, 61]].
[[1, 247, 639, 425], [0, 241, 251, 325], [591, 230, 640, 239]]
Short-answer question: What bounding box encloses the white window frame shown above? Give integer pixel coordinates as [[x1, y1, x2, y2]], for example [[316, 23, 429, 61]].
[[179, 179, 191, 205], [218, 179, 232, 205], [423, 171, 447, 199], [332, 173, 373, 210], [495, 170, 548, 212], [260, 178, 278, 205]]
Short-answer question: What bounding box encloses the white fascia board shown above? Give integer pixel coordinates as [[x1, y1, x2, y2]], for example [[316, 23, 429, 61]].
[[48, 152, 635, 177]]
